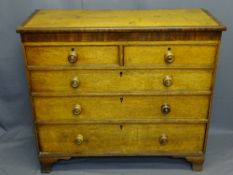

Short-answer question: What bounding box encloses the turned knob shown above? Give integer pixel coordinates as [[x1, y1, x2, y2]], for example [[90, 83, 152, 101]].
[[68, 48, 77, 63], [72, 104, 82, 115], [163, 75, 173, 87], [164, 49, 174, 64], [75, 134, 83, 145], [161, 104, 171, 114], [159, 134, 168, 145], [70, 77, 80, 88]]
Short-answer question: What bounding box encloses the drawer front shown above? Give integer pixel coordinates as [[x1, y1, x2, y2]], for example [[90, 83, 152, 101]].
[[30, 69, 213, 92], [25, 46, 119, 65], [124, 45, 217, 65], [34, 96, 210, 121], [38, 124, 205, 154]]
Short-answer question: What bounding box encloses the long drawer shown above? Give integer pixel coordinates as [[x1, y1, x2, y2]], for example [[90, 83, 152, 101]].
[[34, 96, 210, 121], [30, 69, 213, 92], [37, 123, 205, 155]]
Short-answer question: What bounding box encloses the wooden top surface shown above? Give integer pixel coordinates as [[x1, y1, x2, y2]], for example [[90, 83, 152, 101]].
[[17, 9, 226, 32]]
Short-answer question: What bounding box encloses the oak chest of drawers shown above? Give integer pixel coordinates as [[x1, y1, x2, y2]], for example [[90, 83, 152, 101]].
[[17, 9, 226, 172]]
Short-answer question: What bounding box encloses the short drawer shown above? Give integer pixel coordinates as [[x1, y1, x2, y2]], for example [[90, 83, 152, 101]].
[[25, 45, 119, 65], [124, 45, 217, 66], [38, 123, 205, 155], [34, 96, 210, 121], [30, 69, 213, 92]]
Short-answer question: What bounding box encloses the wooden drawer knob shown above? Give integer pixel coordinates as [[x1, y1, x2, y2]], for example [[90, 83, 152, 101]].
[[68, 48, 77, 63], [164, 48, 174, 64], [163, 75, 173, 87], [70, 77, 80, 88], [75, 134, 83, 145], [72, 104, 82, 115], [161, 104, 171, 114], [159, 134, 168, 145]]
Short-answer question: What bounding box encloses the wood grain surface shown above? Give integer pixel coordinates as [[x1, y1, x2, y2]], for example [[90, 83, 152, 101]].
[[25, 45, 119, 65], [30, 69, 213, 92], [33, 95, 210, 121], [37, 123, 206, 155], [16, 9, 226, 172], [17, 9, 225, 32]]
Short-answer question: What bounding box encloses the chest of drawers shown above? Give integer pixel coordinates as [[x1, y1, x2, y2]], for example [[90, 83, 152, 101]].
[[17, 9, 226, 173]]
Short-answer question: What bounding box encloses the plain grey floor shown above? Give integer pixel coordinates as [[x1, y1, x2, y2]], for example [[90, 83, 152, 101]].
[[1, 0, 233, 175]]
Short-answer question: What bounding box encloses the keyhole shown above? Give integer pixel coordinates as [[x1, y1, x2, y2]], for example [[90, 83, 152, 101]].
[[71, 48, 75, 51], [120, 97, 124, 103], [120, 71, 123, 77], [168, 47, 171, 51], [120, 125, 123, 130]]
